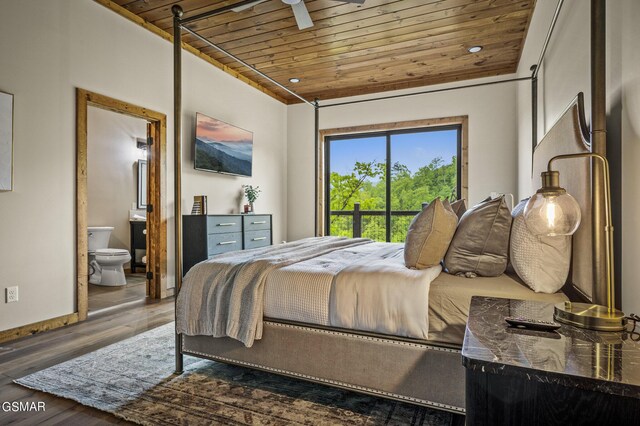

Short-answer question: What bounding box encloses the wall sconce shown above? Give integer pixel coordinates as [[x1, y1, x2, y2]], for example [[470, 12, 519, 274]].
[[136, 137, 148, 160], [524, 152, 626, 331], [136, 137, 148, 150]]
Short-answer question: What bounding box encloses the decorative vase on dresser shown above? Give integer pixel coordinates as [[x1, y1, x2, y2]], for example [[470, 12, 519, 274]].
[[182, 214, 272, 275]]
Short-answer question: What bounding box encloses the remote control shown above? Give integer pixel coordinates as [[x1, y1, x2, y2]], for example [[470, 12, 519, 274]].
[[504, 316, 561, 331]]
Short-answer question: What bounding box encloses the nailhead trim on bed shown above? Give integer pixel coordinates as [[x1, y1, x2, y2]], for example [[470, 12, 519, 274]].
[[182, 347, 465, 414], [264, 320, 461, 354], [181, 320, 464, 413]]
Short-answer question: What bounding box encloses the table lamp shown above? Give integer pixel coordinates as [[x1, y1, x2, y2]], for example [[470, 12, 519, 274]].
[[524, 152, 626, 331]]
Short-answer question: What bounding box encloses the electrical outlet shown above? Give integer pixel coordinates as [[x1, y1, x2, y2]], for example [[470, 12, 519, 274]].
[[5, 286, 18, 303]]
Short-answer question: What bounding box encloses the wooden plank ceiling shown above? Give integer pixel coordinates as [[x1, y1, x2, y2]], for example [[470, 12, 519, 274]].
[[110, 0, 536, 104]]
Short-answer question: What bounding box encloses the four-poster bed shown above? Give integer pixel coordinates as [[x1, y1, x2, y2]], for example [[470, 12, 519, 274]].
[[170, 0, 615, 416]]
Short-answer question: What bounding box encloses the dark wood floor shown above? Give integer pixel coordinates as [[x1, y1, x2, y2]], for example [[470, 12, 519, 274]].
[[88, 273, 148, 313], [0, 298, 174, 425]]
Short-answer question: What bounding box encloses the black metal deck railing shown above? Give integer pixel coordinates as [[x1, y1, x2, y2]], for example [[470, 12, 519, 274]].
[[329, 202, 426, 242]]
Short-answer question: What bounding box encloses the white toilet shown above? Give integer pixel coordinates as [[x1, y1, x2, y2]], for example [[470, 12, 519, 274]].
[[88, 226, 131, 286]]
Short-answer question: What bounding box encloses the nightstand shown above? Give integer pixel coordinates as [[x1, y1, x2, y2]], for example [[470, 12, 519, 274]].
[[462, 296, 640, 425]]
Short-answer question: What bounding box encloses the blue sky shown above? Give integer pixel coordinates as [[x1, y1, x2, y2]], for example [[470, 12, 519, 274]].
[[329, 129, 458, 176]]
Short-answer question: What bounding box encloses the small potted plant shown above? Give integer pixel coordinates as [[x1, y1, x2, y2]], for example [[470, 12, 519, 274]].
[[242, 184, 261, 214]]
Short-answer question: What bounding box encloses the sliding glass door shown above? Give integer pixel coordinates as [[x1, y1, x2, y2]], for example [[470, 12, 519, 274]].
[[326, 126, 461, 242], [326, 135, 387, 240]]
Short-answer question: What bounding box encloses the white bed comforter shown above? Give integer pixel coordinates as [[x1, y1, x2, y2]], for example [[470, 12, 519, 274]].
[[177, 236, 371, 347], [329, 243, 441, 339], [177, 237, 441, 346], [265, 242, 441, 339]]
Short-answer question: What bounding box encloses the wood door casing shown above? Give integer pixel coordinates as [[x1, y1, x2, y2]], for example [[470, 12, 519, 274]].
[[76, 88, 168, 321]]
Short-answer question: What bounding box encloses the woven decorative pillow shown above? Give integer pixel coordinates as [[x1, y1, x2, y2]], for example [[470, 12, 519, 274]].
[[510, 198, 571, 293], [444, 196, 512, 277], [404, 198, 458, 269]]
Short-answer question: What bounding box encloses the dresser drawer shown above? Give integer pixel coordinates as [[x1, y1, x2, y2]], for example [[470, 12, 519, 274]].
[[207, 232, 242, 255], [244, 230, 271, 249], [243, 215, 271, 232], [207, 216, 242, 234]]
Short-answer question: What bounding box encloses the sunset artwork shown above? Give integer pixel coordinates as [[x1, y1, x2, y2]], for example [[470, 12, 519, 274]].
[[194, 113, 253, 177]]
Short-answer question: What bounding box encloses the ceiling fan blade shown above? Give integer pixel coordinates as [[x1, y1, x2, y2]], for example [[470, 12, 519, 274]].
[[231, 0, 267, 13], [291, 1, 313, 30]]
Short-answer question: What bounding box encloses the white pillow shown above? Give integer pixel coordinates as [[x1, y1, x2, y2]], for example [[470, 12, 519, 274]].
[[510, 198, 571, 293]]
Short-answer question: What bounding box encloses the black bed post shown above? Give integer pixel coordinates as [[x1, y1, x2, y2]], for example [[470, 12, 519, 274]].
[[314, 98, 319, 237], [172, 4, 184, 375]]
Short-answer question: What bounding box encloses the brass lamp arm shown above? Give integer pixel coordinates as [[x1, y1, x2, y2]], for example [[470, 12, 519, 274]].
[[547, 153, 612, 229], [547, 152, 615, 313]]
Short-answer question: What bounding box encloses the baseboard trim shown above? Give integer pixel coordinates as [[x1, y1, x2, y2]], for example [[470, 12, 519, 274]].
[[0, 312, 79, 344], [163, 287, 175, 298]]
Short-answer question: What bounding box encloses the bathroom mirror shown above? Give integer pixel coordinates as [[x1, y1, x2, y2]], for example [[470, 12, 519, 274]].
[[137, 159, 147, 208]]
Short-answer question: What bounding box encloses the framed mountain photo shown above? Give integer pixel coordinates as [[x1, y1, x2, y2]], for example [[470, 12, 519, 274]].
[[194, 113, 253, 177]]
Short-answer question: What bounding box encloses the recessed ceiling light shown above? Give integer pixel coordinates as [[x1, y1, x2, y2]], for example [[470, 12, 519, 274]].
[[468, 46, 483, 53], [289, 77, 301, 83]]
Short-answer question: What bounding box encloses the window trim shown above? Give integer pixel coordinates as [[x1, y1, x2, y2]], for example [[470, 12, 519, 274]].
[[317, 116, 468, 237]]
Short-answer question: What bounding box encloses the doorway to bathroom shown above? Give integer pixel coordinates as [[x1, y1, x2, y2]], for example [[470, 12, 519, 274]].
[[86, 107, 149, 312], [76, 89, 168, 320]]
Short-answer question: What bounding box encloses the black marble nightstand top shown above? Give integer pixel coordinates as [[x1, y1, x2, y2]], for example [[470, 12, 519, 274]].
[[462, 296, 640, 399]]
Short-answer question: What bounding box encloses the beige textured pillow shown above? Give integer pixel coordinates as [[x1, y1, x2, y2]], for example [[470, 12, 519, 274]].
[[404, 198, 458, 269], [510, 198, 571, 293], [444, 196, 512, 277]]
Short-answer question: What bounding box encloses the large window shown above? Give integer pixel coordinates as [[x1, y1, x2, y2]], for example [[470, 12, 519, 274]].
[[324, 123, 463, 242]]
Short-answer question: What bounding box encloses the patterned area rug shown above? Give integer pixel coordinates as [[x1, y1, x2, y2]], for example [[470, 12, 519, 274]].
[[15, 323, 455, 425]]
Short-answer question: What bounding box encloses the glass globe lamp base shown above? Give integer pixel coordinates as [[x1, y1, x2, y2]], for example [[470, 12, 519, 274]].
[[554, 302, 626, 332]]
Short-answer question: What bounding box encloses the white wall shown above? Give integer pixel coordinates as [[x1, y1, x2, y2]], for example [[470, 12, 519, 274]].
[[287, 79, 519, 241], [516, 0, 640, 314], [181, 83, 288, 224], [0, 0, 287, 331], [87, 107, 146, 254], [608, 0, 640, 316], [516, 0, 591, 198]]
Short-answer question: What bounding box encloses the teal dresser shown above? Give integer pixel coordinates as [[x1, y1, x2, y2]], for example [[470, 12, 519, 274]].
[[182, 214, 272, 275]]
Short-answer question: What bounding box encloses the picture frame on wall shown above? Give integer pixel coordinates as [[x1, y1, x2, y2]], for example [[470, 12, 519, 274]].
[[0, 90, 14, 191]]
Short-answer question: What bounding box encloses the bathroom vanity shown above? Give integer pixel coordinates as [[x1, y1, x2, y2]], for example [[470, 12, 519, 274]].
[[182, 214, 272, 275], [129, 221, 147, 273]]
